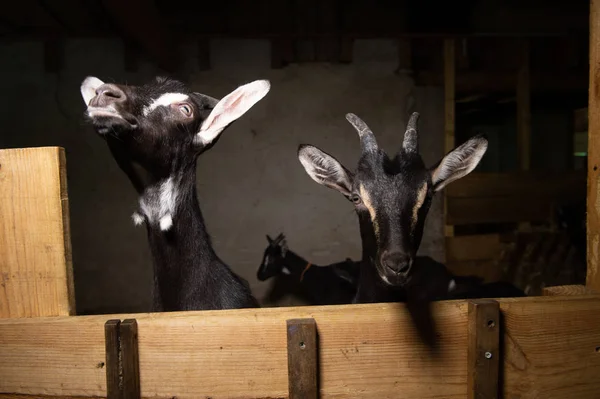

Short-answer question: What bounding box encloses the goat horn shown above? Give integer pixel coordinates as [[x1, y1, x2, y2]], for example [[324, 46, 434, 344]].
[[402, 112, 419, 153], [346, 113, 378, 153]]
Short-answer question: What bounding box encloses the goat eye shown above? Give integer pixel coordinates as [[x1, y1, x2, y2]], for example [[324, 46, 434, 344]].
[[350, 194, 362, 204], [179, 104, 192, 117]]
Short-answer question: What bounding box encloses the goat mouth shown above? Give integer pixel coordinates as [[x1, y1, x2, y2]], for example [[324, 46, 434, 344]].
[[86, 107, 138, 133]]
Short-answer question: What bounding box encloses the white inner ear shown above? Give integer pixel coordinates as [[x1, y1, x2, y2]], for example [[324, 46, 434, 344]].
[[298, 146, 352, 194], [195, 79, 270, 146], [80, 76, 105, 106], [432, 138, 488, 191]]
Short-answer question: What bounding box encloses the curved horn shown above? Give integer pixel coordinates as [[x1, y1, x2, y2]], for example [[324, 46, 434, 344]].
[[346, 113, 378, 153], [402, 112, 419, 153]]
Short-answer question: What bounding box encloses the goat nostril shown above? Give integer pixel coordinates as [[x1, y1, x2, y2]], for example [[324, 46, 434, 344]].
[[103, 90, 121, 99]]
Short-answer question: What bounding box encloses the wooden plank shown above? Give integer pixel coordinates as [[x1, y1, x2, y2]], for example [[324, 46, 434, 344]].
[[104, 320, 120, 399], [1, 297, 599, 398], [0, 395, 103, 399], [517, 40, 531, 171], [447, 196, 556, 225], [120, 319, 140, 398], [446, 235, 502, 262], [588, 0, 600, 292], [0, 147, 75, 318], [542, 285, 596, 296], [287, 318, 318, 399], [0, 302, 469, 398], [444, 38, 456, 238], [467, 300, 499, 399], [501, 296, 600, 398], [446, 172, 586, 199]]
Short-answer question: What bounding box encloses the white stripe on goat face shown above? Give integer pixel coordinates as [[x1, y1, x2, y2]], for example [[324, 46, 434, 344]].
[[143, 93, 189, 116]]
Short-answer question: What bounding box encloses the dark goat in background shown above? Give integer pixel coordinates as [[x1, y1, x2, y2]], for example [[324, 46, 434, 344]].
[[257, 233, 359, 305], [80, 75, 270, 311]]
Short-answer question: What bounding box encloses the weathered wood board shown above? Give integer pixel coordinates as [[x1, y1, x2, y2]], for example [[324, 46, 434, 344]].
[[0, 147, 75, 318], [0, 296, 598, 398]]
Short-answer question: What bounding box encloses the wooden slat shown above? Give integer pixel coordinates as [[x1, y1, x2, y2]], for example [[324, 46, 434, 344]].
[[120, 319, 140, 398], [467, 300, 500, 399], [0, 297, 599, 398], [542, 285, 596, 296], [446, 235, 502, 262], [0, 147, 75, 318], [104, 320, 120, 399], [588, 0, 600, 292], [287, 318, 318, 399], [501, 296, 600, 398], [446, 172, 586, 199], [447, 196, 556, 225], [0, 302, 468, 398]]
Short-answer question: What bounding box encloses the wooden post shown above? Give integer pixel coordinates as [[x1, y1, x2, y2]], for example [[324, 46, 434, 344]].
[[444, 39, 456, 239], [104, 320, 121, 399], [517, 40, 531, 172], [467, 300, 500, 399], [120, 319, 141, 398], [287, 318, 318, 399], [588, 0, 600, 292], [0, 147, 75, 318]]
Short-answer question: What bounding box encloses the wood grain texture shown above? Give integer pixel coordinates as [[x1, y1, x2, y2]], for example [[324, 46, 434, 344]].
[[542, 285, 596, 296], [287, 318, 318, 399], [104, 320, 120, 399], [1, 297, 599, 398], [467, 300, 499, 399], [0, 147, 75, 318], [120, 319, 140, 398], [501, 296, 600, 398], [588, 0, 600, 292], [0, 302, 469, 398]]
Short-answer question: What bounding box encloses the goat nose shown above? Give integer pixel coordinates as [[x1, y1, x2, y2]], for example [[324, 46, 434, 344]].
[[381, 251, 412, 275], [92, 83, 126, 107]]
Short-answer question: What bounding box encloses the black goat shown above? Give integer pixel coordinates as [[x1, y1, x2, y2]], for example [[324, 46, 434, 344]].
[[297, 112, 488, 303], [256, 233, 359, 305], [80, 76, 270, 311]]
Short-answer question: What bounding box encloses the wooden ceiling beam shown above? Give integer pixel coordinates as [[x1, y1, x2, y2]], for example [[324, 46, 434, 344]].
[[101, 0, 178, 73]]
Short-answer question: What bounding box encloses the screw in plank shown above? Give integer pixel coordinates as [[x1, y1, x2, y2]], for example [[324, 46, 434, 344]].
[[484, 351, 492, 359]]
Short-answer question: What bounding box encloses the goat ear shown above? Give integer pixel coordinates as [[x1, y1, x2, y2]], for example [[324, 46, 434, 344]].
[[266, 234, 274, 244], [297, 144, 354, 197], [193, 92, 219, 109], [430, 134, 488, 192], [194, 80, 270, 147]]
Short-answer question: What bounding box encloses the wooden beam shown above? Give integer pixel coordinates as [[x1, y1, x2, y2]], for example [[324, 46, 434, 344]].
[[444, 39, 456, 239], [287, 318, 318, 399], [588, 0, 600, 292], [467, 300, 500, 399], [101, 0, 178, 73], [0, 147, 75, 318], [517, 40, 531, 171], [543, 285, 597, 296]]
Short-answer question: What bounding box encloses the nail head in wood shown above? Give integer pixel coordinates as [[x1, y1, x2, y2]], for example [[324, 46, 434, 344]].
[[468, 300, 500, 399], [287, 318, 318, 399]]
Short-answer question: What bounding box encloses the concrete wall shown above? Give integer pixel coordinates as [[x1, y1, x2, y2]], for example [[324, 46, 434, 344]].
[[0, 39, 445, 313]]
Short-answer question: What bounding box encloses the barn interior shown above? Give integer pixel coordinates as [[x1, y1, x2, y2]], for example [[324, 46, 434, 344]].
[[0, 0, 590, 314]]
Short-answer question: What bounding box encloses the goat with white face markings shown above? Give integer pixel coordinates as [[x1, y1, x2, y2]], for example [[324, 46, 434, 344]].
[[297, 112, 488, 303], [80, 75, 270, 311]]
